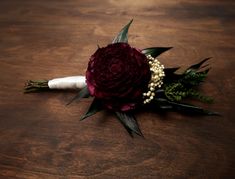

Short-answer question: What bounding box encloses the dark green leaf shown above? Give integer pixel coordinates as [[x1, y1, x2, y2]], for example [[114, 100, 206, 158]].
[[200, 63, 210, 70], [199, 67, 211, 74], [187, 57, 211, 71], [152, 98, 219, 115], [168, 101, 220, 116], [141, 47, 172, 58], [66, 86, 90, 105], [163, 70, 183, 83], [154, 98, 169, 103], [80, 98, 102, 120], [112, 19, 133, 44], [116, 112, 143, 137], [121, 124, 134, 137], [153, 98, 172, 109], [164, 67, 180, 74]]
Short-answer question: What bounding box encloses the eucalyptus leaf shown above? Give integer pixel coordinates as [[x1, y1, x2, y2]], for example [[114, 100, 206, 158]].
[[116, 111, 143, 137], [112, 19, 133, 44], [80, 98, 102, 120], [141, 47, 172, 58], [66, 86, 90, 105]]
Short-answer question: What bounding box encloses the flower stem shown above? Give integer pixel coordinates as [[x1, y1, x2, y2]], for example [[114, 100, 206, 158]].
[[24, 80, 49, 93]]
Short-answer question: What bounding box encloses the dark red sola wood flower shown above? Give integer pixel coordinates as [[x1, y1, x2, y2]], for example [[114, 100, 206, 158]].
[[86, 43, 151, 111]]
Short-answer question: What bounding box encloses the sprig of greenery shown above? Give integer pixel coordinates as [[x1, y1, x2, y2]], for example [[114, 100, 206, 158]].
[[164, 82, 213, 103], [162, 58, 213, 104], [180, 68, 210, 86]]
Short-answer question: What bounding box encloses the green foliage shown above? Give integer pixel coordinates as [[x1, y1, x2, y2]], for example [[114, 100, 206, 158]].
[[164, 82, 213, 103], [181, 69, 210, 86], [163, 58, 213, 103]]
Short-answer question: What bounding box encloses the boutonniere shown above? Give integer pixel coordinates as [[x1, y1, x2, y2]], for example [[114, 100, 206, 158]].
[[25, 20, 219, 137]]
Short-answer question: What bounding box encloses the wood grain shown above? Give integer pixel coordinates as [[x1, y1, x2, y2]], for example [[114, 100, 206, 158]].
[[0, 0, 235, 178]]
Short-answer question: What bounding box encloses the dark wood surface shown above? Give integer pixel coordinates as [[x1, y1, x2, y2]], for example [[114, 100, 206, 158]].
[[0, 0, 235, 178]]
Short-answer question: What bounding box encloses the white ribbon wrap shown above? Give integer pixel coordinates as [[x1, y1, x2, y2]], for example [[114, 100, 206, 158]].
[[48, 76, 86, 89]]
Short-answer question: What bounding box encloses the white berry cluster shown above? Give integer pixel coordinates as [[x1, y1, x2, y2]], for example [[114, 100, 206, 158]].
[[143, 55, 165, 104]]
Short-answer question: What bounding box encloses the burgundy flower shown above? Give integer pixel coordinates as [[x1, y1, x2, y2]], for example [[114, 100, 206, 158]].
[[86, 43, 151, 111]]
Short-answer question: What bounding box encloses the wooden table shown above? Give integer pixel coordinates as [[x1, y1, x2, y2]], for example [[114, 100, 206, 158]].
[[0, 0, 234, 178]]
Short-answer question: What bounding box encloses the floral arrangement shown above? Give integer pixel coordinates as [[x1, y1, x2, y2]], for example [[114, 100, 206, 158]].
[[25, 20, 218, 137]]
